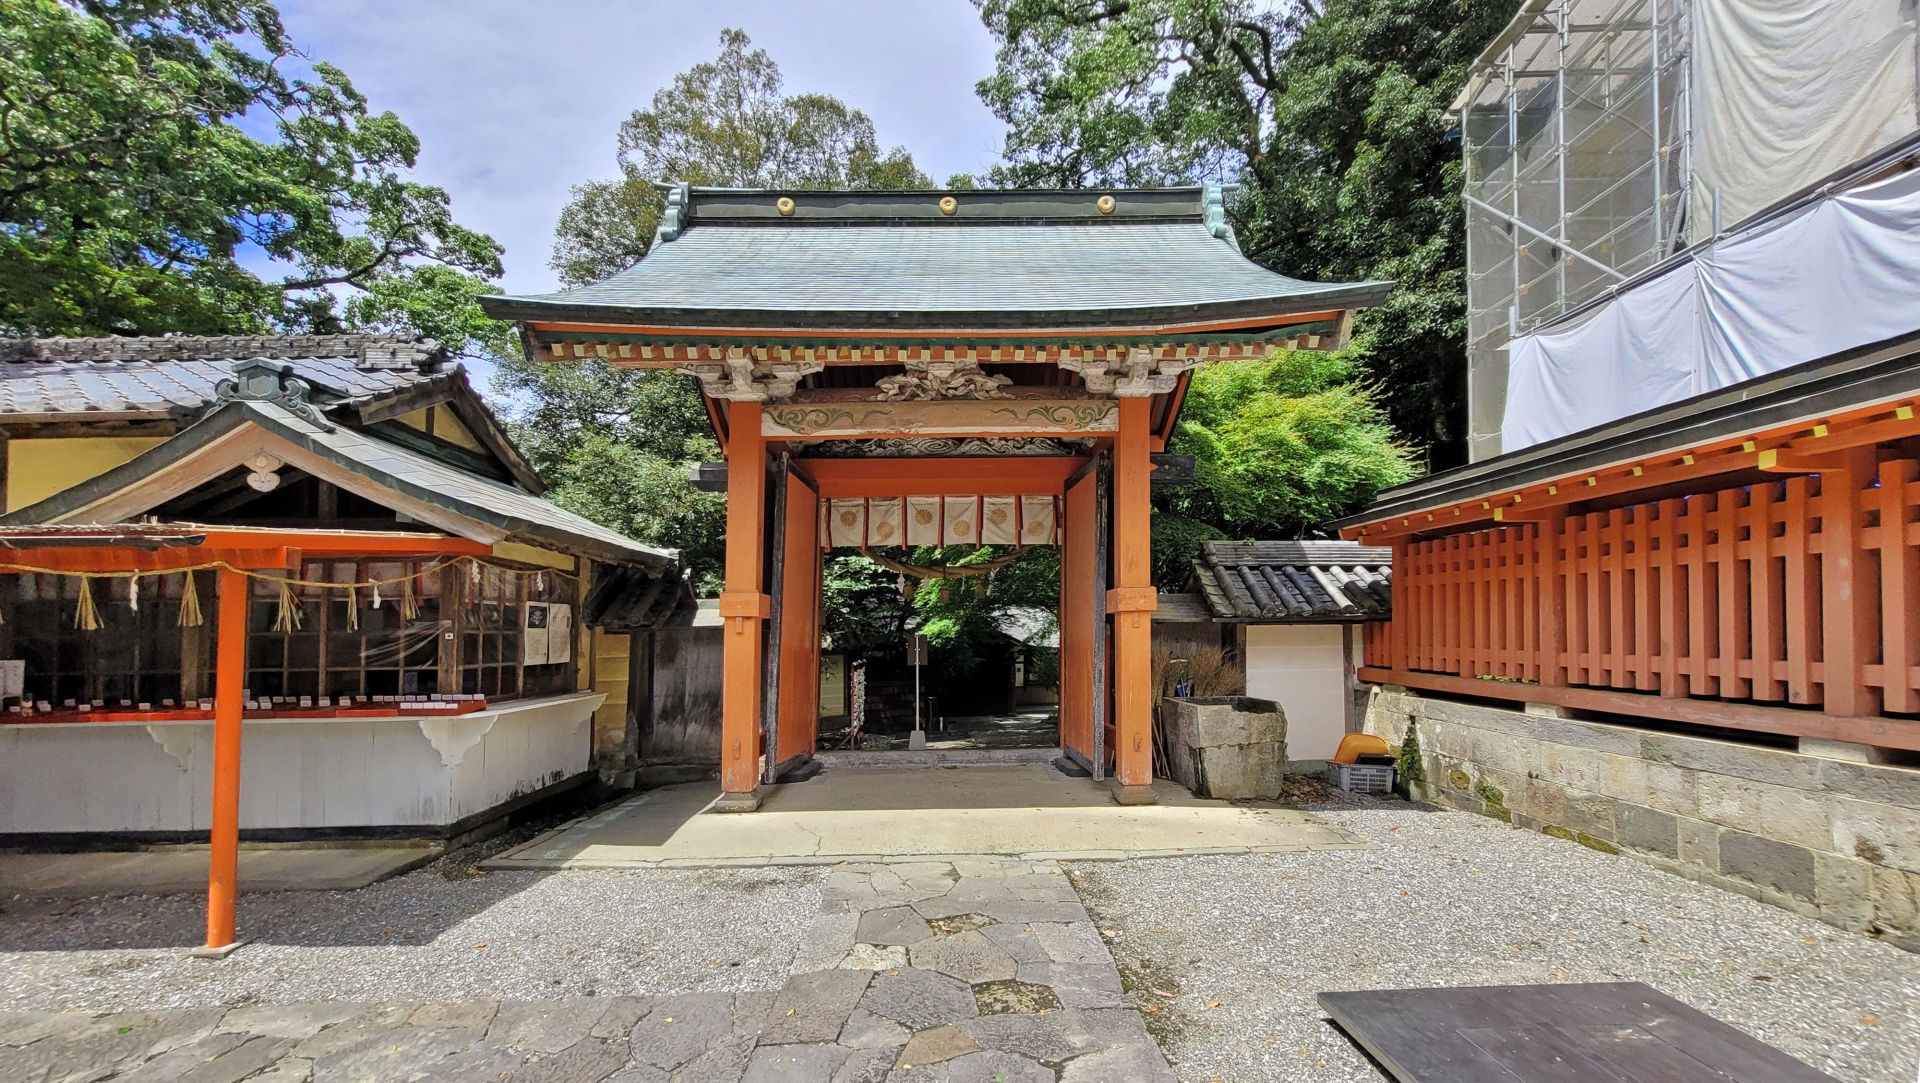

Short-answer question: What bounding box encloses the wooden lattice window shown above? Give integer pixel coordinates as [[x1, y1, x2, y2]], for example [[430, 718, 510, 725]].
[[245, 560, 444, 702], [1, 571, 211, 706]]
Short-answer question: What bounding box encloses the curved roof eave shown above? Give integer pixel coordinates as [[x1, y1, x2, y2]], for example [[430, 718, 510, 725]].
[[479, 283, 1393, 335]]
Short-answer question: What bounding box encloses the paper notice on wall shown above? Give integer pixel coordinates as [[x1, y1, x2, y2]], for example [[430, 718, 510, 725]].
[[523, 602, 550, 665], [979, 495, 1018, 545], [906, 496, 941, 546], [0, 660, 22, 701], [546, 603, 572, 665]]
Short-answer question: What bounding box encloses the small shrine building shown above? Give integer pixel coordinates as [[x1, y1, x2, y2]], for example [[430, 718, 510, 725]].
[[485, 185, 1389, 806]]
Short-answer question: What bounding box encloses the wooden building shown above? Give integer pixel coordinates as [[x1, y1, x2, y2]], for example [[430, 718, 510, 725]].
[[483, 185, 1388, 807], [1157, 541, 1392, 764], [0, 335, 689, 946]]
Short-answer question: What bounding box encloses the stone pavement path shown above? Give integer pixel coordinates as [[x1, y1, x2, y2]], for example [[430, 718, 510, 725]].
[[0, 859, 1174, 1082]]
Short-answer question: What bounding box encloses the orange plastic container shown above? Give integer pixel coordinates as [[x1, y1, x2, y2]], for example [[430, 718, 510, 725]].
[[1332, 732, 1392, 764]]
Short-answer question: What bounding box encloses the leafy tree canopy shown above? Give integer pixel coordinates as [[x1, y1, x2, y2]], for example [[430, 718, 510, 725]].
[[975, 0, 1519, 467], [0, 0, 502, 349], [550, 28, 933, 287], [517, 30, 939, 589], [1151, 349, 1415, 583]]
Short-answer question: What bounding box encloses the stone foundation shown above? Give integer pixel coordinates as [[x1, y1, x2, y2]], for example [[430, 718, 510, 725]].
[[1364, 688, 1920, 952]]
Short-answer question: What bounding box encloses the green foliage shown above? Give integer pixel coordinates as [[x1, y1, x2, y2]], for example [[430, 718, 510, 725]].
[[1148, 511, 1224, 591], [974, 0, 1520, 467], [550, 29, 933, 287], [490, 355, 724, 588], [521, 30, 938, 581], [1397, 718, 1427, 785], [1154, 350, 1415, 557], [0, 0, 504, 341], [822, 554, 913, 659], [905, 546, 1059, 688]]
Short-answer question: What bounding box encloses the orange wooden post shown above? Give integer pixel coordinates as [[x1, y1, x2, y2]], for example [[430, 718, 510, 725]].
[[1656, 499, 1684, 697], [205, 567, 248, 950], [1748, 481, 1786, 701], [1784, 476, 1819, 705], [1822, 448, 1880, 717], [1880, 459, 1919, 712], [1388, 539, 1408, 671], [1715, 487, 1752, 700], [1107, 397, 1157, 800], [1539, 512, 1567, 686], [718, 401, 769, 802]]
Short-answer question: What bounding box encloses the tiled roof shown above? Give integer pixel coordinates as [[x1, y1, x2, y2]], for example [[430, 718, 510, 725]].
[[584, 562, 696, 629], [1, 399, 678, 571], [482, 188, 1391, 330], [1190, 541, 1392, 621], [0, 336, 452, 420]]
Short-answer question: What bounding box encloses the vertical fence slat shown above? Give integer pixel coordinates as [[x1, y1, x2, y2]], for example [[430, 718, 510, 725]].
[[1717, 487, 1752, 700], [1822, 448, 1880, 717], [1784, 475, 1820, 706], [1657, 498, 1683, 697], [1748, 480, 1786, 701], [1685, 496, 1714, 696]]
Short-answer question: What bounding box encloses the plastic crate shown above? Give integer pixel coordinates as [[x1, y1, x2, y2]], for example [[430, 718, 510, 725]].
[[1329, 761, 1395, 794]]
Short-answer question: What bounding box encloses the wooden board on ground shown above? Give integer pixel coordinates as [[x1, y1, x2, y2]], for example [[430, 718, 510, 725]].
[[1318, 982, 1835, 1082]]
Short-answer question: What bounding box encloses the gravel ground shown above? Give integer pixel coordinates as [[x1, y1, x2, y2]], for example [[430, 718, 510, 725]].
[[0, 863, 825, 1012], [1071, 800, 1920, 1083]]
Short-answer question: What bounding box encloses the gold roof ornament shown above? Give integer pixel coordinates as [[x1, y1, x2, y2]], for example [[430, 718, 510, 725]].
[[938, 196, 958, 215], [1097, 195, 1116, 214], [776, 196, 795, 215]]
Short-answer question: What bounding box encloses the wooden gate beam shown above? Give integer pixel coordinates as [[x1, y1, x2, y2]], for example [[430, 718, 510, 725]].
[[1109, 398, 1157, 803], [717, 401, 769, 808]]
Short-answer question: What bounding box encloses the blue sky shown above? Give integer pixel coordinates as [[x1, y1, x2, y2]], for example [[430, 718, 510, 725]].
[[278, 0, 1008, 298]]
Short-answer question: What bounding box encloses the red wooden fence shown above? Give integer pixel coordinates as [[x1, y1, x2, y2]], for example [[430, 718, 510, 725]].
[[1362, 448, 1920, 745]]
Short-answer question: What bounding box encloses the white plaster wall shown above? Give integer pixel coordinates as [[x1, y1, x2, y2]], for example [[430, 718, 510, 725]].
[[1244, 624, 1347, 762], [0, 692, 601, 834]]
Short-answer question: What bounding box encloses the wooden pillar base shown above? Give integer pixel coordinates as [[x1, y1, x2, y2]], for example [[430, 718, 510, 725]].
[[1111, 781, 1159, 806]]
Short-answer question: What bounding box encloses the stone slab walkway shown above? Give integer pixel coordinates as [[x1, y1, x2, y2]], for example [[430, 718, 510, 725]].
[[0, 859, 1173, 1082]]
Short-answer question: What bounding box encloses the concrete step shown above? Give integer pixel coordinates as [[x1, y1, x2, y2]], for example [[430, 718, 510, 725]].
[[814, 746, 1060, 769]]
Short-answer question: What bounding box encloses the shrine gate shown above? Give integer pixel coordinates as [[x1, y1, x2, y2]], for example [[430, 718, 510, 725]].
[[486, 186, 1387, 807]]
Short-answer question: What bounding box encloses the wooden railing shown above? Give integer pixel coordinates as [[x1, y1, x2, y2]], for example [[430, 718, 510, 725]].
[[1360, 447, 1920, 749]]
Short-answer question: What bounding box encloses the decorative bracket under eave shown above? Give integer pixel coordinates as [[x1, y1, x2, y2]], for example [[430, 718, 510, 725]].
[[683, 349, 825, 402], [1058, 348, 1203, 397], [872, 357, 1014, 401]]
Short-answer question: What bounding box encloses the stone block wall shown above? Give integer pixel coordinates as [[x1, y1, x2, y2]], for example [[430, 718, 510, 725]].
[[1364, 689, 1920, 952]]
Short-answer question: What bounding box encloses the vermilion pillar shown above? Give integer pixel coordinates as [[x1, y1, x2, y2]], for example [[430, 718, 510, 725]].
[[205, 567, 248, 949], [717, 400, 769, 806], [1108, 396, 1158, 802]]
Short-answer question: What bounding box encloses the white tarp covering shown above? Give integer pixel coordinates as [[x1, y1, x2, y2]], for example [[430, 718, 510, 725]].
[[1691, 0, 1919, 241], [1503, 165, 1920, 452]]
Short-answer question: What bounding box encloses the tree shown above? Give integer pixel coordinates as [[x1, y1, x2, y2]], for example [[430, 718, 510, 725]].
[[974, 0, 1520, 468], [0, 0, 503, 344], [1152, 349, 1415, 583], [490, 357, 726, 590], [549, 28, 932, 287], [516, 29, 936, 585]]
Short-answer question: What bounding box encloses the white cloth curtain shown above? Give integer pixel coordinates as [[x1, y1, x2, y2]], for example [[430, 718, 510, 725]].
[[1503, 165, 1920, 452], [1690, 0, 1918, 241]]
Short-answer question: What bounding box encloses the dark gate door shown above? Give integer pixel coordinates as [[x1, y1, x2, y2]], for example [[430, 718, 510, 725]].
[[1059, 454, 1109, 779]]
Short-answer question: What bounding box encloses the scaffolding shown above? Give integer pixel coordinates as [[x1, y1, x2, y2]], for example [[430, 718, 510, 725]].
[[1457, 0, 1691, 461]]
